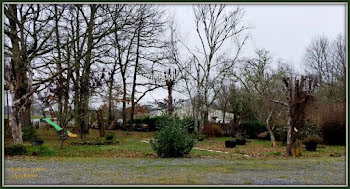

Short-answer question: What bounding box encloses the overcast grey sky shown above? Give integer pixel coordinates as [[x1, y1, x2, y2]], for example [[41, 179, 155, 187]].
[[6, 4, 344, 108], [141, 3, 346, 105]]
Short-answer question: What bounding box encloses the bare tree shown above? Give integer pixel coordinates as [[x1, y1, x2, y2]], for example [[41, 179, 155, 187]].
[[305, 34, 345, 85], [331, 34, 346, 84], [4, 4, 65, 144], [129, 5, 167, 127], [304, 34, 345, 103], [64, 4, 115, 139], [236, 49, 286, 147], [173, 5, 249, 133], [107, 5, 165, 130]]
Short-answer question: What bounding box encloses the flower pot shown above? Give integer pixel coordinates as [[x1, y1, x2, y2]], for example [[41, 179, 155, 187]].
[[236, 138, 246, 145], [225, 140, 236, 148], [31, 140, 44, 146], [305, 143, 317, 151]]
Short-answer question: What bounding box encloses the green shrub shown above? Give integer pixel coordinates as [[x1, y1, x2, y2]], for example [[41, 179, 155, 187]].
[[179, 117, 195, 133], [26, 145, 56, 157], [105, 132, 115, 140], [5, 144, 27, 156], [22, 125, 40, 142], [151, 119, 196, 158], [240, 120, 267, 139]]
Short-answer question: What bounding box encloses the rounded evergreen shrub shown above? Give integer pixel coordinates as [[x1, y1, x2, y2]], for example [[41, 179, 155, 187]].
[[22, 125, 40, 142], [240, 120, 267, 139], [150, 119, 196, 158]]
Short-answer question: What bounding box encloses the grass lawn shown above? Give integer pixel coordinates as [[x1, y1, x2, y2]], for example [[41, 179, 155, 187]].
[[5, 127, 346, 160], [4, 127, 346, 185]]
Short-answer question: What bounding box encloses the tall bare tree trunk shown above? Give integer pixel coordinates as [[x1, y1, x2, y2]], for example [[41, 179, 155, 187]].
[[286, 114, 293, 156], [122, 78, 127, 129], [7, 4, 29, 144], [266, 109, 276, 147], [130, 22, 141, 129], [79, 5, 97, 139]]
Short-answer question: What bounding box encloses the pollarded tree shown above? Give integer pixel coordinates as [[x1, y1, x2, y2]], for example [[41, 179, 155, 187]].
[[275, 75, 318, 156]]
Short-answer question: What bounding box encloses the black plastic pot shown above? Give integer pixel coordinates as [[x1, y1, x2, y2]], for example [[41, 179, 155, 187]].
[[31, 140, 44, 146], [225, 140, 236, 148], [236, 138, 246, 145], [305, 143, 317, 151]]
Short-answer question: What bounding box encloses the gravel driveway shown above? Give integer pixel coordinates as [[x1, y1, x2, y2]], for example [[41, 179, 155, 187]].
[[4, 157, 346, 185]]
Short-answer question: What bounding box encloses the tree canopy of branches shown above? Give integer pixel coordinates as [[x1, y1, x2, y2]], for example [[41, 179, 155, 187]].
[[4, 4, 66, 144], [236, 49, 287, 147], [173, 4, 249, 132], [304, 34, 345, 103]]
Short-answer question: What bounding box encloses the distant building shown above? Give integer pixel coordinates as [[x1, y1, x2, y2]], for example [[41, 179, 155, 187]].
[[4, 106, 11, 116], [148, 102, 233, 123]]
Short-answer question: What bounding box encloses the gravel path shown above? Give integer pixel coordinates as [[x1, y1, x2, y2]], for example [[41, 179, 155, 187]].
[[4, 157, 346, 185]]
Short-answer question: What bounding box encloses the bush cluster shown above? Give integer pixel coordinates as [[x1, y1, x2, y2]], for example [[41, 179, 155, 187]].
[[306, 102, 345, 145], [133, 115, 167, 131], [202, 123, 223, 137], [133, 115, 195, 132], [151, 119, 196, 158], [320, 120, 345, 145], [5, 144, 27, 156], [26, 145, 56, 157], [219, 123, 234, 137]]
